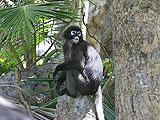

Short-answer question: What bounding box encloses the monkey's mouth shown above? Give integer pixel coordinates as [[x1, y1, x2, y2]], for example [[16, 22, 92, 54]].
[[72, 36, 79, 44]]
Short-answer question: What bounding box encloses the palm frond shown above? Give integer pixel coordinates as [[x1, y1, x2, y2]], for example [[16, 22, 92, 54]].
[[0, 1, 78, 69], [0, 2, 77, 38], [103, 98, 115, 120]]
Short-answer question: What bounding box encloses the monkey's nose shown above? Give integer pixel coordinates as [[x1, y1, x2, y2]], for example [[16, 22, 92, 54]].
[[74, 36, 79, 40]]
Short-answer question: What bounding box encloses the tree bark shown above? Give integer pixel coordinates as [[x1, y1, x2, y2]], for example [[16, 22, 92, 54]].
[[112, 0, 160, 119]]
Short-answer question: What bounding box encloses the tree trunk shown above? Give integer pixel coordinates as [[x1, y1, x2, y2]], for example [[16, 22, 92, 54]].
[[112, 0, 160, 119]]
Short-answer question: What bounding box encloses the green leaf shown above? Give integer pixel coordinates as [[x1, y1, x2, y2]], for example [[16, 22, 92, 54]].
[[39, 98, 57, 108], [43, 49, 63, 64], [0, 1, 78, 70]]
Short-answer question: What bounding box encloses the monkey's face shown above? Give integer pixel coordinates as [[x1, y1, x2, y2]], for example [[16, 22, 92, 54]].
[[63, 25, 83, 44]]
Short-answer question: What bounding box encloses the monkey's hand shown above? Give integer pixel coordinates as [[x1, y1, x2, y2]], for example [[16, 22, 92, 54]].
[[55, 82, 60, 96], [53, 64, 62, 79], [55, 82, 67, 96], [53, 70, 58, 79]]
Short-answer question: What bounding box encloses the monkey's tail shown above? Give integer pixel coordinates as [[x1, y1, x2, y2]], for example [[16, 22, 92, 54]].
[[95, 86, 105, 120]]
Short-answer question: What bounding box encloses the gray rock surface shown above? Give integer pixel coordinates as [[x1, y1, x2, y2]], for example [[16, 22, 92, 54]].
[[0, 96, 34, 120], [54, 95, 96, 120], [0, 64, 56, 104]]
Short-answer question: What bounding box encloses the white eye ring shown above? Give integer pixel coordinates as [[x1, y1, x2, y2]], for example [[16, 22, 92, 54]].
[[71, 30, 76, 35], [77, 31, 81, 36]]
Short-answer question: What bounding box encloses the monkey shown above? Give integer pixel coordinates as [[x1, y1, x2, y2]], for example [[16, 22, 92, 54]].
[[53, 25, 104, 120]]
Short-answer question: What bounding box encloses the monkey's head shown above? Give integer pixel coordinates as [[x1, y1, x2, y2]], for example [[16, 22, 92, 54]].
[[63, 25, 83, 44]]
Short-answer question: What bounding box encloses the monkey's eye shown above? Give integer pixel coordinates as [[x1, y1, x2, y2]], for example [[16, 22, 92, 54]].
[[71, 30, 76, 36], [77, 31, 81, 36]]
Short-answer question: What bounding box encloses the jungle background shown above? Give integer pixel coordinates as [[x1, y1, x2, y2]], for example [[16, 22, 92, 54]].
[[1, 0, 160, 120]]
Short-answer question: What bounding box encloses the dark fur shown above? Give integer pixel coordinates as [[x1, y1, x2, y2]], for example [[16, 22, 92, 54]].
[[53, 25, 103, 98]]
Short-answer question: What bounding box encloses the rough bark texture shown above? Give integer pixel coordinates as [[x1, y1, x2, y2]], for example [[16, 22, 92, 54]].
[[87, 0, 113, 58], [111, 0, 160, 119], [54, 95, 96, 120]]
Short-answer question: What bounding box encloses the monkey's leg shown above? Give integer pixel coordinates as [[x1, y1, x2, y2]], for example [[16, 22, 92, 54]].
[[57, 88, 67, 96], [56, 71, 77, 98], [72, 72, 92, 95], [55, 71, 66, 95], [65, 71, 78, 98], [58, 88, 77, 98]]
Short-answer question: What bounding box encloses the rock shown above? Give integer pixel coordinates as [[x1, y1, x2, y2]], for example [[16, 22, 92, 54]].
[[0, 96, 34, 120], [54, 94, 96, 120], [0, 64, 56, 105]]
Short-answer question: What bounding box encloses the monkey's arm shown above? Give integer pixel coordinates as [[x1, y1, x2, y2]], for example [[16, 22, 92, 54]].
[[55, 71, 66, 95], [53, 59, 85, 78]]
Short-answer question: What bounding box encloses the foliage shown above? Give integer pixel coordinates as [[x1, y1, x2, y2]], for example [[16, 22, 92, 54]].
[[0, 0, 78, 71], [0, 49, 16, 75], [103, 59, 113, 79], [103, 59, 115, 120], [103, 97, 115, 120], [0, 58, 16, 76]]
